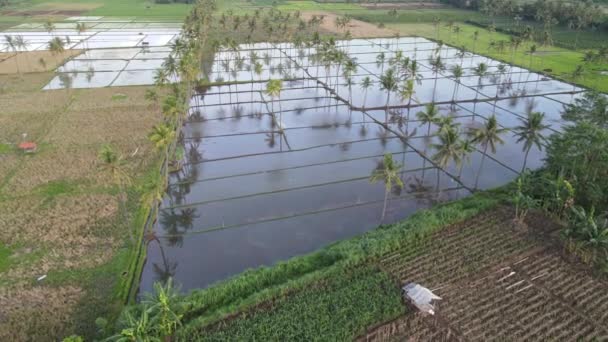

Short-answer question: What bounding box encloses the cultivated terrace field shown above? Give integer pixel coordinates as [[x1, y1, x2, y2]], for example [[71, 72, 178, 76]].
[[163, 197, 607, 340], [1, 0, 608, 340], [0, 72, 163, 339]]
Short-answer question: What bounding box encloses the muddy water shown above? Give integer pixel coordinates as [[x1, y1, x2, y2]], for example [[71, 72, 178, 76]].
[[139, 37, 577, 293]]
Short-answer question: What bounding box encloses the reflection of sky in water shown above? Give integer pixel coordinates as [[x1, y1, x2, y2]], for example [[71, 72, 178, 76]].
[[140, 37, 583, 293]]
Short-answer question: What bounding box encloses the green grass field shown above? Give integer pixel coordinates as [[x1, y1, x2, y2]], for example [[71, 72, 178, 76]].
[[387, 22, 608, 92]]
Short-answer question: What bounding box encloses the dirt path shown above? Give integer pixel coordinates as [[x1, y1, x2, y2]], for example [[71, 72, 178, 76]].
[[300, 11, 396, 38]]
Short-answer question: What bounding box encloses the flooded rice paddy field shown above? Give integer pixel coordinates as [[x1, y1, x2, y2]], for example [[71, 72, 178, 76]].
[[1, 17, 181, 88], [137, 37, 580, 292]]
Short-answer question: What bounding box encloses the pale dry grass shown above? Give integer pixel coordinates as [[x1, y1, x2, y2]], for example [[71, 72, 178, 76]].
[[0, 50, 83, 74], [0, 285, 83, 341], [0, 193, 117, 246], [0, 72, 54, 93], [0, 154, 19, 185], [3, 146, 108, 194], [0, 69, 161, 338]]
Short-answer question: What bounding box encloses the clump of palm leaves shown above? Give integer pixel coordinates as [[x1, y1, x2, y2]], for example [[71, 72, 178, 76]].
[[563, 206, 608, 268], [106, 278, 190, 341]]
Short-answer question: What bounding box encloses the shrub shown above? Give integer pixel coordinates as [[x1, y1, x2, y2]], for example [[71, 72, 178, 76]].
[[545, 121, 608, 209]]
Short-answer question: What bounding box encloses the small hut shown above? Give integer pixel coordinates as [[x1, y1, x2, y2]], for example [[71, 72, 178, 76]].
[[402, 283, 442, 315], [18, 141, 37, 154]]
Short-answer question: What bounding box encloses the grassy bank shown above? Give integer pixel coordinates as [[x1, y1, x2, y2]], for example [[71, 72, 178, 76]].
[[171, 190, 504, 337], [388, 22, 608, 92]]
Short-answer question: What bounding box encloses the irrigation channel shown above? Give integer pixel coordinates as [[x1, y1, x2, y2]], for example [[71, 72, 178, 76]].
[[139, 37, 581, 293]]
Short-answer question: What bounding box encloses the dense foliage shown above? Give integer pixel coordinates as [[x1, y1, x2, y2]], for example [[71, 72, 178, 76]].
[[184, 266, 403, 341], [545, 121, 608, 209]]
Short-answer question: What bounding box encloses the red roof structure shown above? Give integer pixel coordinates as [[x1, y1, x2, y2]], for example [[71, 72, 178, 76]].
[[18, 141, 37, 152]]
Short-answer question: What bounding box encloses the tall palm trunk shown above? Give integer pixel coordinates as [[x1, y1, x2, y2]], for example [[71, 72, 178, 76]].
[[474, 144, 489, 189], [380, 187, 389, 222], [521, 146, 531, 172]]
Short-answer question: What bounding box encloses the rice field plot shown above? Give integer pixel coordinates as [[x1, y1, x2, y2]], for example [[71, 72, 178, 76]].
[[139, 37, 581, 294], [363, 208, 608, 341], [1, 18, 180, 87]]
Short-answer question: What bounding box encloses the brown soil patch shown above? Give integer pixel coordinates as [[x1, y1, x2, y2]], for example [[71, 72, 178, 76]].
[[301, 10, 396, 38], [0, 50, 82, 74], [361, 2, 447, 10]]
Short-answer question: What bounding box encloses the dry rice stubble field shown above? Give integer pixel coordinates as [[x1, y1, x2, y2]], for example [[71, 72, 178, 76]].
[[0, 71, 162, 340], [362, 207, 608, 341]]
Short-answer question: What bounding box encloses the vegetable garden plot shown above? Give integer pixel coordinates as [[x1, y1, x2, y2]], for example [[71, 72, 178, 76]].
[[140, 37, 580, 293], [371, 208, 608, 341]]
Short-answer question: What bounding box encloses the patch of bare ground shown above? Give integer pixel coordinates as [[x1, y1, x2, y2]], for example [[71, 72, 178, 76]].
[[361, 2, 447, 10], [0, 285, 83, 341], [300, 11, 396, 37], [0, 50, 83, 74], [360, 208, 608, 341]]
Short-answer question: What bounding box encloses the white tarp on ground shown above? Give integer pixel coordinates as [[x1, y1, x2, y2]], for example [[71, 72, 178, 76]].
[[402, 283, 442, 315]]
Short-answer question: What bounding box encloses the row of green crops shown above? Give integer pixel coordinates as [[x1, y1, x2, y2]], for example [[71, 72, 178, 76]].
[[175, 190, 504, 334], [182, 266, 404, 340]]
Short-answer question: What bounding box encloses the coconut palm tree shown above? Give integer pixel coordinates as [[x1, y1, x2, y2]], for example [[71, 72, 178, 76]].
[[457, 138, 475, 178], [148, 123, 176, 177], [47, 37, 65, 66], [432, 127, 462, 191], [470, 114, 508, 189], [265, 79, 283, 131], [4, 35, 21, 75], [376, 52, 386, 74], [44, 21, 56, 37], [512, 111, 549, 172], [450, 65, 464, 102], [370, 153, 404, 222], [360, 76, 372, 108], [429, 55, 445, 101], [98, 144, 132, 241], [75, 22, 88, 55], [379, 68, 398, 109], [416, 103, 440, 136], [399, 78, 416, 107]]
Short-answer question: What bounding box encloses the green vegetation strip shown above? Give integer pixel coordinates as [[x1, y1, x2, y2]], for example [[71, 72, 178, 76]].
[[187, 266, 403, 341], [178, 190, 504, 334], [389, 23, 608, 92]]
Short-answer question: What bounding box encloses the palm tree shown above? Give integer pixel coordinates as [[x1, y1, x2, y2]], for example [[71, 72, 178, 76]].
[[512, 111, 549, 172], [450, 65, 464, 102], [44, 21, 56, 37], [75, 22, 88, 55], [429, 55, 445, 101], [360, 76, 372, 108], [399, 79, 416, 107], [470, 115, 508, 189], [432, 127, 462, 191], [4, 35, 20, 75], [457, 139, 475, 179], [265, 79, 283, 131], [47, 37, 65, 66], [376, 52, 386, 74], [379, 68, 398, 109], [98, 145, 132, 241], [148, 123, 176, 178], [416, 103, 440, 136], [142, 278, 187, 339], [370, 153, 404, 222]]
